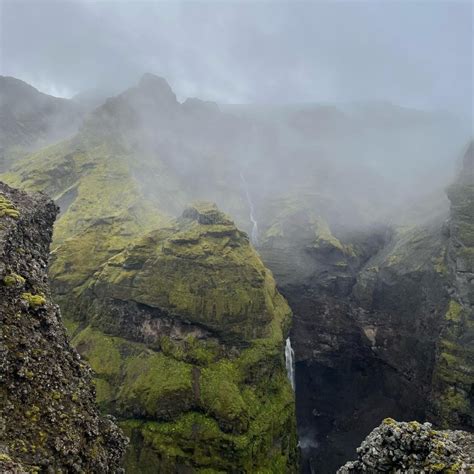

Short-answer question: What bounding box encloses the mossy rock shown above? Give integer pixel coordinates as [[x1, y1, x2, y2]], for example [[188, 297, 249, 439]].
[[21, 292, 46, 309], [0, 194, 20, 218], [89, 202, 291, 342], [2, 273, 25, 287], [73, 325, 297, 472], [67, 203, 296, 471]]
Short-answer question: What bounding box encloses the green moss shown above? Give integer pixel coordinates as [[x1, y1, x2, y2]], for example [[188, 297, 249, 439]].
[[73, 323, 296, 472], [93, 378, 113, 407], [159, 335, 219, 366], [439, 389, 470, 412], [446, 462, 462, 473], [90, 206, 292, 342], [445, 300, 462, 322], [426, 462, 446, 472], [118, 352, 193, 418], [21, 292, 46, 309], [1, 136, 167, 315], [73, 326, 123, 378], [121, 399, 295, 473], [200, 361, 249, 432], [0, 194, 20, 219], [62, 317, 80, 337], [312, 218, 354, 255], [2, 273, 25, 287]]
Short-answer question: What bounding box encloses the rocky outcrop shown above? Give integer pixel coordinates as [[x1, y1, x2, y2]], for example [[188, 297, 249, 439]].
[[337, 418, 473, 473], [0, 181, 126, 472], [66, 202, 297, 472]]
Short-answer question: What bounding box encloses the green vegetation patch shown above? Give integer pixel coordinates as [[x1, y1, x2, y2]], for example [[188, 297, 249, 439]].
[[0, 194, 20, 219], [3, 273, 25, 287], [21, 292, 46, 309]]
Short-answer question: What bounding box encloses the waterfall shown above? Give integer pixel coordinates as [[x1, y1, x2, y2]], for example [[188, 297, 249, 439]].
[[240, 171, 258, 246], [285, 337, 295, 391]]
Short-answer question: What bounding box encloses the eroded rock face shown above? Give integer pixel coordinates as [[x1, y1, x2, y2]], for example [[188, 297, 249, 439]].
[[431, 141, 474, 428], [337, 418, 473, 473], [258, 142, 474, 473], [0, 181, 126, 472], [67, 202, 297, 473]]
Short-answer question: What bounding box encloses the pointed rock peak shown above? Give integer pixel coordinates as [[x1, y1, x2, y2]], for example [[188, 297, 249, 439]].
[[136, 73, 177, 104], [182, 201, 232, 225]]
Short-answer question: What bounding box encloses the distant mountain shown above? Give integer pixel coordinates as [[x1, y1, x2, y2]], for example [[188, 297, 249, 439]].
[[0, 76, 83, 170]]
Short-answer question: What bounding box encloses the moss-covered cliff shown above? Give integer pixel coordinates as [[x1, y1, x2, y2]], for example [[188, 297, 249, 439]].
[[0, 181, 126, 472], [1, 134, 170, 321], [66, 202, 297, 472], [431, 141, 474, 428]]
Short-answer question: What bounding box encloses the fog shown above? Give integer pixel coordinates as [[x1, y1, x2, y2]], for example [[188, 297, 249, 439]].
[[0, 0, 472, 238], [2, 1, 472, 116]]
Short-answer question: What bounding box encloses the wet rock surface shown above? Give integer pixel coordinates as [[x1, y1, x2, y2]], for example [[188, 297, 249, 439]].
[[0, 181, 126, 472], [337, 418, 474, 473]]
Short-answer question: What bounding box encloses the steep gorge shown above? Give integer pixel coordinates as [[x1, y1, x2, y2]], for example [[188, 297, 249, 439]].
[[1, 74, 472, 472], [258, 143, 474, 472]]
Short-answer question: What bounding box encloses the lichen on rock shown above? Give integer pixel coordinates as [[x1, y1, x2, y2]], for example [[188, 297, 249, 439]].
[[337, 418, 473, 473]]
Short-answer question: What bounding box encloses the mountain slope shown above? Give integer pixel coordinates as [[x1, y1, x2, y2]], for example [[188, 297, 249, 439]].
[[0, 76, 83, 170]]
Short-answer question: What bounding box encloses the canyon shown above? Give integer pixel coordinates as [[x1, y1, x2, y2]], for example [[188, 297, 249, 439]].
[[0, 74, 472, 472]]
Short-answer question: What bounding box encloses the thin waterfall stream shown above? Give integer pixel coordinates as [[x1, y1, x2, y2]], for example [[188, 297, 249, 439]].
[[240, 171, 259, 246], [285, 337, 295, 390]]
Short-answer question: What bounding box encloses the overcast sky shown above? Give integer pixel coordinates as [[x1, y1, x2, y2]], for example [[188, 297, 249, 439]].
[[0, 0, 472, 119]]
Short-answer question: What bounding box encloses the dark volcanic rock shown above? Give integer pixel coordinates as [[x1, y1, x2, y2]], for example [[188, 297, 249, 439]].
[[337, 418, 474, 473], [0, 181, 126, 472]]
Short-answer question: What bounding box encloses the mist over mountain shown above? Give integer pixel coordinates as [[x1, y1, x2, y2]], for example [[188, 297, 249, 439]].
[[0, 1, 472, 473], [0, 76, 83, 170]]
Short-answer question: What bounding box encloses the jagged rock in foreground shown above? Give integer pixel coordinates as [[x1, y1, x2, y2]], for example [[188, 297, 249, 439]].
[[337, 418, 474, 473], [68, 202, 297, 472], [0, 182, 126, 472]]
